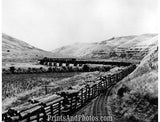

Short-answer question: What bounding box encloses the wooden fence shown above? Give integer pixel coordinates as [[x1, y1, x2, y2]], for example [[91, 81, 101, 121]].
[[2, 64, 136, 122]]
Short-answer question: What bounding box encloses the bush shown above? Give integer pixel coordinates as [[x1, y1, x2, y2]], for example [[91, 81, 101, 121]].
[[82, 65, 90, 72], [27, 67, 32, 73], [16, 68, 22, 74], [9, 66, 16, 74], [48, 67, 52, 72]]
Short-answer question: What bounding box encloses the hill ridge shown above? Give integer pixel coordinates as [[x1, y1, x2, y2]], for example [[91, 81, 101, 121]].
[[52, 33, 158, 58]]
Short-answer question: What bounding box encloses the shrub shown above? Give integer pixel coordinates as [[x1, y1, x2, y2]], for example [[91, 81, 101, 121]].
[[27, 67, 32, 73], [9, 66, 16, 74], [48, 67, 52, 72], [82, 65, 90, 72], [16, 68, 22, 74]]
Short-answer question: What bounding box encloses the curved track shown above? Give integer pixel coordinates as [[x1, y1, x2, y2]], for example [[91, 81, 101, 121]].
[[92, 85, 114, 116], [73, 84, 114, 122]]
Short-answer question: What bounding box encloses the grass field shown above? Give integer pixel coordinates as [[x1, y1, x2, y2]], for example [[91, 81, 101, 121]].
[[2, 71, 107, 111], [2, 73, 81, 99]]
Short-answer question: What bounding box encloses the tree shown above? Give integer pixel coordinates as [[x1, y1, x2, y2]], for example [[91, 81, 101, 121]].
[[27, 67, 32, 73], [120, 53, 126, 58], [82, 65, 90, 72], [110, 51, 117, 57], [48, 67, 52, 72], [17, 68, 22, 73], [9, 66, 16, 74], [39, 67, 43, 73]]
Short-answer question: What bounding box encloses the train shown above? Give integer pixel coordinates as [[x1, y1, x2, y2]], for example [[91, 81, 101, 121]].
[[41, 57, 76, 62]]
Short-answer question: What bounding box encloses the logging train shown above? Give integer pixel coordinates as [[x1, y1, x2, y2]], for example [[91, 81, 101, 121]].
[[2, 64, 136, 122]]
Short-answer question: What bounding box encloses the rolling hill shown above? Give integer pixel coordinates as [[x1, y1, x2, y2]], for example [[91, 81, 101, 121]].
[[52, 34, 157, 58], [2, 33, 55, 68]]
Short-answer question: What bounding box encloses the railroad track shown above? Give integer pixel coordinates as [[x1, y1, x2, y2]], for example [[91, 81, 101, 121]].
[[71, 84, 115, 122], [92, 85, 114, 120]]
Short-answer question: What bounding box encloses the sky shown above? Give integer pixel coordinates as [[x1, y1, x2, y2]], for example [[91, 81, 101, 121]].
[[2, 0, 158, 51]]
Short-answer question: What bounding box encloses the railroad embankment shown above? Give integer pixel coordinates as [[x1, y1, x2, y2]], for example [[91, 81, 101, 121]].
[[108, 46, 158, 122]]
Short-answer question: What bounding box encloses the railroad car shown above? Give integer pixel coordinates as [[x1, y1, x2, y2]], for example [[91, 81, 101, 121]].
[[43, 57, 76, 62]]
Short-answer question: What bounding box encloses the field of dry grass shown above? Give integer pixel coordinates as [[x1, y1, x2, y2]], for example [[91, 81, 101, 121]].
[[2, 71, 109, 112], [108, 46, 158, 122]]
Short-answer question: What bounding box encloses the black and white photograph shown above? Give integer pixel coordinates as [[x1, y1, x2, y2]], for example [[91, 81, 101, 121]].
[[2, 0, 158, 122]]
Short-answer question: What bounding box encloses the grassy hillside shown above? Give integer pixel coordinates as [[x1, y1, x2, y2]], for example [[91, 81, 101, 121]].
[[119, 34, 157, 48], [53, 42, 113, 58], [108, 45, 158, 122], [2, 33, 55, 68], [52, 34, 157, 58]]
